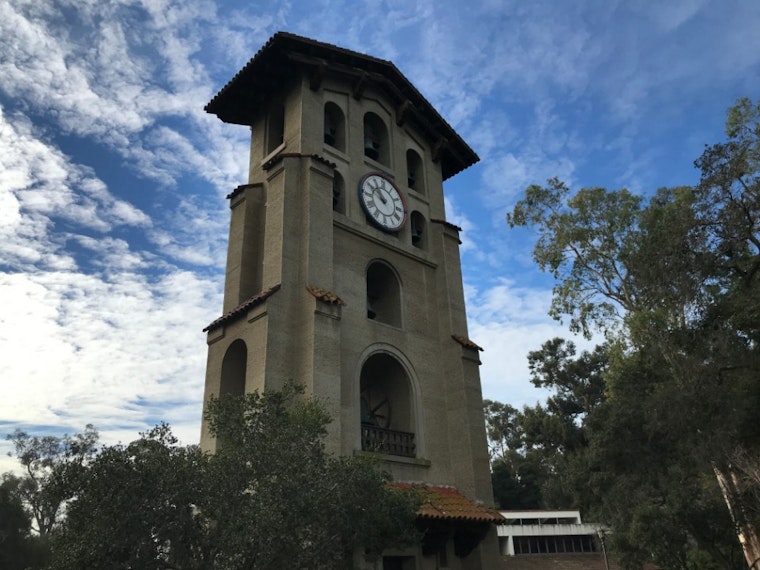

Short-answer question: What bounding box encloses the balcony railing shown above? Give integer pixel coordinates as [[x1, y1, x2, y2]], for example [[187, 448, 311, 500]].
[[361, 424, 416, 458]]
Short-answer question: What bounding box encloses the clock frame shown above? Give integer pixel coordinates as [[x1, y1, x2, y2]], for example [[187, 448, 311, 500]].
[[358, 172, 408, 232]]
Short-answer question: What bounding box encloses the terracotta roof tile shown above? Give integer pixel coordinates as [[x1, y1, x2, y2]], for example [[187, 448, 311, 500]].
[[431, 218, 463, 233], [306, 285, 345, 305], [226, 183, 262, 200], [395, 483, 504, 524], [452, 335, 483, 351], [203, 284, 281, 332], [263, 152, 336, 172]]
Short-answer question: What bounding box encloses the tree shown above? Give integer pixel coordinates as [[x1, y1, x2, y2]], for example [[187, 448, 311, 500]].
[[0, 475, 34, 570], [484, 339, 607, 510], [505, 98, 760, 568], [483, 399, 544, 509], [51, 384, 420, 569], [6, 424, 98, 536]]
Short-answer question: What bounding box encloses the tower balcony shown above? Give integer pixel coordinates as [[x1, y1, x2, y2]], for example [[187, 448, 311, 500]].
[[361, 424, 416, 458]]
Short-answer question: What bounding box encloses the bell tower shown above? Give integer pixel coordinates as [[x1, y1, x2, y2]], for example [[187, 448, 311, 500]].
[[201, 33, 501, 569]]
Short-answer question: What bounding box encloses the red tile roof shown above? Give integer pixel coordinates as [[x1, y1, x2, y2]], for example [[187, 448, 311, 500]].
[[263, 152, 336, 172], [203, 284, 281, 332], [226, 183, 261, 201], [396, 483, 504, 524], [452, 335, 483, 351], [306, 285, 345, 306], [431, 218, 463, 233]]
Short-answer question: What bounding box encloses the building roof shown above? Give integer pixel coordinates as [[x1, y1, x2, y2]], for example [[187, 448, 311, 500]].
[[203, 284, 281, 332], [204, 31, 479, 181], [396, 483, 504, 524], [452, 335, 484, 351], [306, 285, 345, 305]]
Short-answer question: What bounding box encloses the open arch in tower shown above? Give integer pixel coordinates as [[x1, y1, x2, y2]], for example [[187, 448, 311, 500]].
[[357, 346, 420, 458], [220, 339, 247, 396]]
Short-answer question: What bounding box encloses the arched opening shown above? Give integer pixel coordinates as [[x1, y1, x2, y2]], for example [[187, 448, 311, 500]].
[[360, 352, 415, 457], [332, 170, 345, 214], [410, 211, 426, 249], [323, 102, 345, 151], [220, 339, 247, 397], [363, 112, 389, 165], [366, 261, 402, 327], [406, 149, 424, 194], [266, 104, 285, 155]]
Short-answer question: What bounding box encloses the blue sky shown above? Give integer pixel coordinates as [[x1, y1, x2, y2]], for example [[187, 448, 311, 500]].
[[2, 0, 759, 471]]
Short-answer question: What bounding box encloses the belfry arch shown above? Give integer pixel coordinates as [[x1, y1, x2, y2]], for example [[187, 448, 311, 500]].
[[356, 344, 421, 459], [220, 339, 247, 396]]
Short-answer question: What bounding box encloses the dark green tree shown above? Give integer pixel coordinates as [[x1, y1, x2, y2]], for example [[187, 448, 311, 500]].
[[484, 339, 608, 510], [51, 384, 420, 569], [0, 475, 36, 570], [504, 98, 760, 569]]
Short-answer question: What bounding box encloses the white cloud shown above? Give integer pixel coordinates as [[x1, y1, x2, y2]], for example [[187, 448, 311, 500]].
[[1, 0, 759, 462], [0, 109, 151, 270], [0, 267, 220, 436], [465, 278, 595, 407]]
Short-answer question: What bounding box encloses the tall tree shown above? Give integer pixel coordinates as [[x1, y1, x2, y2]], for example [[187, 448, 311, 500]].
[[484, 339, 608, 510], [506, 98, 760, 569], [50, 384, 420, 569]]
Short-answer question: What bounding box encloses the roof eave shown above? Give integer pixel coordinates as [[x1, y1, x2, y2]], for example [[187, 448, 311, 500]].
[[204, 32, 479, 180]]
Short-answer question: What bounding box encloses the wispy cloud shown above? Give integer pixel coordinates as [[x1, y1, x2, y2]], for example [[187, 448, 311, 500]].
[[1, 0, 759, 465]]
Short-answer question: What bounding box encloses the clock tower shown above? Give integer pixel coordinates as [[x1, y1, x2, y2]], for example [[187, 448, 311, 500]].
[[201, 33, 501, 569]]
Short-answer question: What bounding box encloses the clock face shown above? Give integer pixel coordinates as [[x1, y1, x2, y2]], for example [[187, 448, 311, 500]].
[[358, 173, 407, 232]]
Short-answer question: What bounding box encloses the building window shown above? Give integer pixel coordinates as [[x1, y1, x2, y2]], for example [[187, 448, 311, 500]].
[[410, 211, 425, 249], [323, 102, 345, 151], [220, 339, 247, 396], [366, 260, 402, 327], [406, 149, 424, 194], [266, 104, 285, 155], [382, 556, 415, 570], [360, 353, 415, 458], [512, 535, 598, 555], [364, 112, 389, 164], [332, 170, 345, 214]]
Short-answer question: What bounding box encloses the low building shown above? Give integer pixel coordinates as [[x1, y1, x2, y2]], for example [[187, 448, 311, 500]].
[[498, 509, 618, 569]]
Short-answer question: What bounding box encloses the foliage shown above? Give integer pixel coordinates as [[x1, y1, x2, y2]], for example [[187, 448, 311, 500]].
[[5, 424, 98, 537], [0, 475, 38, 570], [484, 339, 607, 510], [49, 384, 420, 569], [501, 98, 760, 569]]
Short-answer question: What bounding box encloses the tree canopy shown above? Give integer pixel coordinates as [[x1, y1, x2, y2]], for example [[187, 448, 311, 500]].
[[496, 98, 760, 569], [4, 385, 420, 569]]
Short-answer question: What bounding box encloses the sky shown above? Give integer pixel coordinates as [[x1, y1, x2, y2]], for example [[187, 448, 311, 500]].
[[2, 0, 760, 472]]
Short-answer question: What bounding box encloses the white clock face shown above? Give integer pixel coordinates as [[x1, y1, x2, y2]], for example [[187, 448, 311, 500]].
[[358, 173, 407, 232]]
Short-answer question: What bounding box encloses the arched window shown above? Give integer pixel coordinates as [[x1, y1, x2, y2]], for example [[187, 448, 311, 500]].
[[360, 352, 415, 457], [266, 104, 285, 155], [323, 102, 345, 151], [363, 112, 389, 165], [332, 170, 345, 214], [220, 339, 247, 396], [410, 211, 426, 249], [406, 149, 424, 194], [366, 261, 401, 327]]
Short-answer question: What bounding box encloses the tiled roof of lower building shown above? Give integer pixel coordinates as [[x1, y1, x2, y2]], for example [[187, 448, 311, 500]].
[[395, 483, 504, 524]]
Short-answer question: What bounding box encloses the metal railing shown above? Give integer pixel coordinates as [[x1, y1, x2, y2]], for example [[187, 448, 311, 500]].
[[361, 424, 416, 458]]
